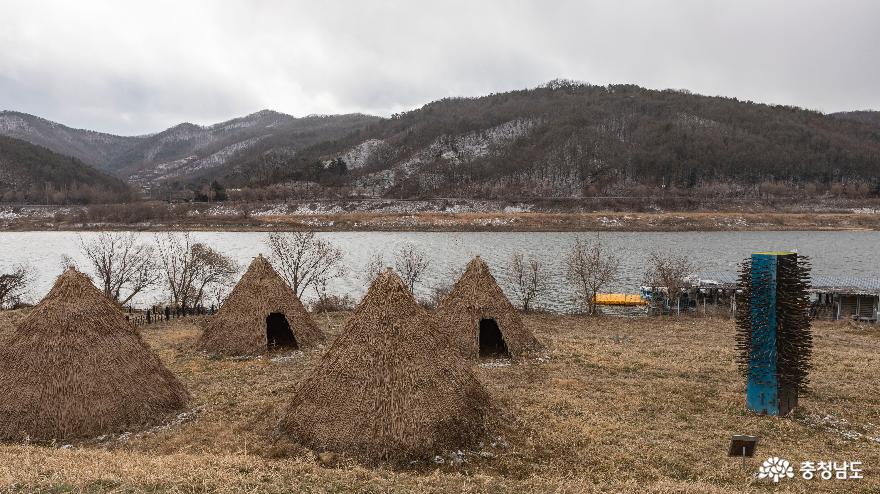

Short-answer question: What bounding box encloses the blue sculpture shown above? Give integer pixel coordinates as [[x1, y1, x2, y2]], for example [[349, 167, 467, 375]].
[[737, 252, 812, 416]]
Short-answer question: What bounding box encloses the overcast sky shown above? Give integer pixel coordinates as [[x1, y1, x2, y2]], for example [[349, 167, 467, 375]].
[[1, 0, 878, 135]]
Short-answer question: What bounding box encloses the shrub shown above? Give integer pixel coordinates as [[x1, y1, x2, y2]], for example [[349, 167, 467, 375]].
[[311, 294, 356, 313]]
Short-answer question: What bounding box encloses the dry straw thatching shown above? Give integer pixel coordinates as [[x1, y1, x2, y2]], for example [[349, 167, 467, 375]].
[[279, 268, 489, 464], [436, 256, 543, 359], [0, 268, 189, 442], [199, 255, 324, 356]]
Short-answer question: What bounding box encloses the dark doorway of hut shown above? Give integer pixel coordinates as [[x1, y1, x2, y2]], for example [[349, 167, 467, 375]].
[[479, 318, 509, 358], [266, 312, 297, 351]]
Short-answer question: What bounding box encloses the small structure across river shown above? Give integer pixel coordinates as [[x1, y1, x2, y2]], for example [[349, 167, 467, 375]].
[[648, 273, 880, 322]]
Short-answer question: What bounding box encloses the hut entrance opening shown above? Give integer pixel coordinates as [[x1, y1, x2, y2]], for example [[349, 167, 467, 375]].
[[479, 318, 509, 358], [266, 312, 297, 350]]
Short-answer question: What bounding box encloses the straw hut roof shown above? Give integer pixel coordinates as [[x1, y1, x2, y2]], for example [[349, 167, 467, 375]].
[[199, 255, 324, 356], [279, 268, 489, 464], [436, 256, 543, 359], [0, 268, 190, 442]]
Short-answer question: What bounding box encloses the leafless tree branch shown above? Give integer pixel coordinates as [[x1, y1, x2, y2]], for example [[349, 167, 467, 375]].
[[394, 243, 430, 294], [155, 232, 238, 309], [0, 264, 32, 309], [643, 252, 695, 315], [266, 231, 346, 298], [507, 252, 549, 313], [79, 232, 160, 305], [564, 237, 621, 315], [361, 250, 386, 286]]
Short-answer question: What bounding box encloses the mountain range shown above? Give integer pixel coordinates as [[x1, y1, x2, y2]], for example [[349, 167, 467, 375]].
[[0, 109, 378, 191], [1, 81, 879, 202]]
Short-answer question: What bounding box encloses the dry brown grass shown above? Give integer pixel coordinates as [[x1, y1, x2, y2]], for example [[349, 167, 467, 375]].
[[1, 311, 879, 492], [254, 211, 880, 232], [6, 209, 880, 232]]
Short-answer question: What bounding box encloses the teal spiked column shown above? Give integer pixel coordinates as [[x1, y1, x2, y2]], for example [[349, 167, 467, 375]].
[[746, 253, 781, 414], [737, 251, 812, 417]]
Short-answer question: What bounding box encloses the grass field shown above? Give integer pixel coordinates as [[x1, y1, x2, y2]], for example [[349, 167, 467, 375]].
[[0, 312, 878, 493]]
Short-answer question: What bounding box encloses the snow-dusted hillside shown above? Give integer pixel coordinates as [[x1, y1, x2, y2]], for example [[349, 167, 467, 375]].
[[351, 118, 540, 195], [128, 136, 268, 185], [114, 111, 378, 185], [110, 111, 298, 175], [326, 139, 385, 169], [0, 111, 144, 166]]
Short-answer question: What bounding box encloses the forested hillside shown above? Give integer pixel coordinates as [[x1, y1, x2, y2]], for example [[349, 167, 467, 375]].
[[0, 136, 131, 203], [231, 81, 880, 199], [833, 110, 880, 129]]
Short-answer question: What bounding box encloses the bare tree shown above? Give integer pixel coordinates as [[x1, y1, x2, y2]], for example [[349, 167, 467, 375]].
[[58, 254, 77, 271], [643, 252, 695, 315], [0, 264, 32, 309], [564, 237, 621, 315], [426, 263, 465, 309], [265, 231, 346, 298], [508, 252, 549, 313], [79, 232, 160, 305], [361, 250, 386, 286], [190, 243, 239, 309], [207, 280, 233, 310], [427, 281, 454, 309], [394, 243, 430, 294], [155, 233, 239, 309]]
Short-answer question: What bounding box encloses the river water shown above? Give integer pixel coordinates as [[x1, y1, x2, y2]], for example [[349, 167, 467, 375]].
[[1, 231, 877, 312]]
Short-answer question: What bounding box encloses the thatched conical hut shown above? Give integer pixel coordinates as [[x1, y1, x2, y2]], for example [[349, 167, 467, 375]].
[[279, 268, 489, 464], [0, 268, 190, 442], [199, 255, 323, 356], [436, 256, 543, 359]]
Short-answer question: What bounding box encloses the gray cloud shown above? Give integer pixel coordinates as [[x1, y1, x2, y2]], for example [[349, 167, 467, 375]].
[[1, 0, 878, 135]]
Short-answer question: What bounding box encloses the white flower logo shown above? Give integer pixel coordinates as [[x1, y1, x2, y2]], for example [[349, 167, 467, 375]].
[[758, 457, 795, 483]]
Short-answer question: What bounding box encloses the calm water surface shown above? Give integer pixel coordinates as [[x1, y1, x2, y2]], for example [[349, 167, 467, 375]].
[[1, 231, 877, 312]]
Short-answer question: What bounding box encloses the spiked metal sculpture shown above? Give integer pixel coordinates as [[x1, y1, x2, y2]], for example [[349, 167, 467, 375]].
[[735, 252, 812, 416]]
